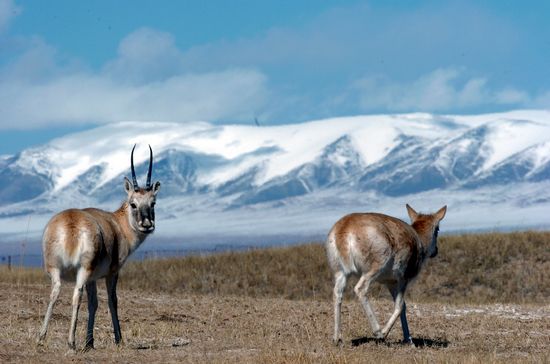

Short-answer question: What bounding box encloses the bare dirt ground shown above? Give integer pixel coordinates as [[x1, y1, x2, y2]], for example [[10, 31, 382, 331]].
[[1, 282, 548, 363]]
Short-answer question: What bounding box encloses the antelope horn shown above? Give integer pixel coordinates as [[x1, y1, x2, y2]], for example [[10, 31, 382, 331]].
[[130, 144, 139, 191], [146, 144, 153, 190]]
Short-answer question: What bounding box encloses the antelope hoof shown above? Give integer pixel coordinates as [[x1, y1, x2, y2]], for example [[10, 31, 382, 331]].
[[374, 330, 385, 340], [403, 337, 415, 346], [84, 340, 94, 351], [65, 348, 77, 356], [36, 335, 45, 346], [333, 337, 343, 347]]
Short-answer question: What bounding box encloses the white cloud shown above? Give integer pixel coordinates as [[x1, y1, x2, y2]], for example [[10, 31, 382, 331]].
[[177, 2, 521, 76], [0, 3, 548, 130], [102, 28, 186, 84], [0, 37, 64, 82], [0, 28, 268, 130], [0, 0, 20, 33], [169, 2, 550, 118], [532, 91, 550, 108], [0, 69, 267, 129], [351, 68, 532, 112], [494, 88, 531, 105]]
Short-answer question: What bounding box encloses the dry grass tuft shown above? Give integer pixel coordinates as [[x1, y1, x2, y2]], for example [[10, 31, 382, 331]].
[[0, 231, 548, 362], [2, 231, 548, 304], [0, 265, 48, 286], [119, 243, 331, 299], [117, 231, 550, 304], [413, 231, 550, 304], [1, 286, 548, 363]]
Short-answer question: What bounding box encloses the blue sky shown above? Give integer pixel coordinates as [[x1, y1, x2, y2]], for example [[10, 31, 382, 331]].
[[1, 0, 550, 154]]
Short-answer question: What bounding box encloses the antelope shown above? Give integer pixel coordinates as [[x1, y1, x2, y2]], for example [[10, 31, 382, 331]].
[[37, 145, 161, 351], [326, 204, 446, 345]]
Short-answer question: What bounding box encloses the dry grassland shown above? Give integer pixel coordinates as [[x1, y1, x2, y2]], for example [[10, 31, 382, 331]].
[[0, 231, 548, 363]]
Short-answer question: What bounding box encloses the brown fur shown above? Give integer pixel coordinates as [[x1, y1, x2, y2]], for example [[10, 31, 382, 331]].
[[326, 204, 446, 345], [412, 216, 436, 246], [38, 172, 161, 351], [330, 212, 425, 280]]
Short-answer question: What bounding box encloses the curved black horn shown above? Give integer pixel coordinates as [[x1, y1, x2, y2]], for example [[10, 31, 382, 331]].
[[130, 144, 139, 191], [146, 144, 153, 189]]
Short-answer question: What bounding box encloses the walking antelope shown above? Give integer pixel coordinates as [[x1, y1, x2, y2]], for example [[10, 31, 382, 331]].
[[326, 204, 446, 345], [38, 145, 161, 351]]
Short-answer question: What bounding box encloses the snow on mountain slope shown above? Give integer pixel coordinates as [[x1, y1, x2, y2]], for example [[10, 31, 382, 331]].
[[480, 119, 550, 171], [0, 110, 549, 247], [527, 141, 550, 179], [12, 112, 471, 193]]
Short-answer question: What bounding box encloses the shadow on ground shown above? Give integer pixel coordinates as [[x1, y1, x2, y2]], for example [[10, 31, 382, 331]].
[[351, 336, 449, 348]]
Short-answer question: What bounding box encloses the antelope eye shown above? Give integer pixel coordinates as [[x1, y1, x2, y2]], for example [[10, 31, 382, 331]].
[[130, 203, 137, 209]]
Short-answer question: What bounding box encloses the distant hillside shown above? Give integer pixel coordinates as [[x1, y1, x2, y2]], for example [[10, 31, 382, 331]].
[[0, 110, 549, 243]]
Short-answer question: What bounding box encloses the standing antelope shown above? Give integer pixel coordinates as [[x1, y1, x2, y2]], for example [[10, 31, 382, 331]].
[[38, 145, 161, 351], [326, 204, 446, 345]]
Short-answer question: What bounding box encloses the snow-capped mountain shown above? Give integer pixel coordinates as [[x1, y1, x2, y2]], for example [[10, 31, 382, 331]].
[[1, 110, 549, 250]]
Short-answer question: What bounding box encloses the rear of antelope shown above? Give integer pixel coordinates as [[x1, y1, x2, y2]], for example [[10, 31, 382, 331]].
[[37, 145, 161, 352], [326, 204, 447, 345]]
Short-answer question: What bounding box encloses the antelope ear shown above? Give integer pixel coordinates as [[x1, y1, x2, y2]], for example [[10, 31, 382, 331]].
[[124, 177, 133, 194], [406, 204, 418, 223], [435, 205, 447, 221], [152, 181, 161, 196]]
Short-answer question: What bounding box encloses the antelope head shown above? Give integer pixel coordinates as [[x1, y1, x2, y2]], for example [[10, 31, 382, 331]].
[[123, 144, 161, 234], [406, 204, 447, 258]]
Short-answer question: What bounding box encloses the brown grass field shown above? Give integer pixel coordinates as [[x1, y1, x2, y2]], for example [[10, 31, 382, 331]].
[[0, 231, 549, 363]]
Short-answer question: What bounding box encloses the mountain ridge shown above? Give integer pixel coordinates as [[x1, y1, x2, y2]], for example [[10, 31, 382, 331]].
[[1, 110, 549, 243]]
